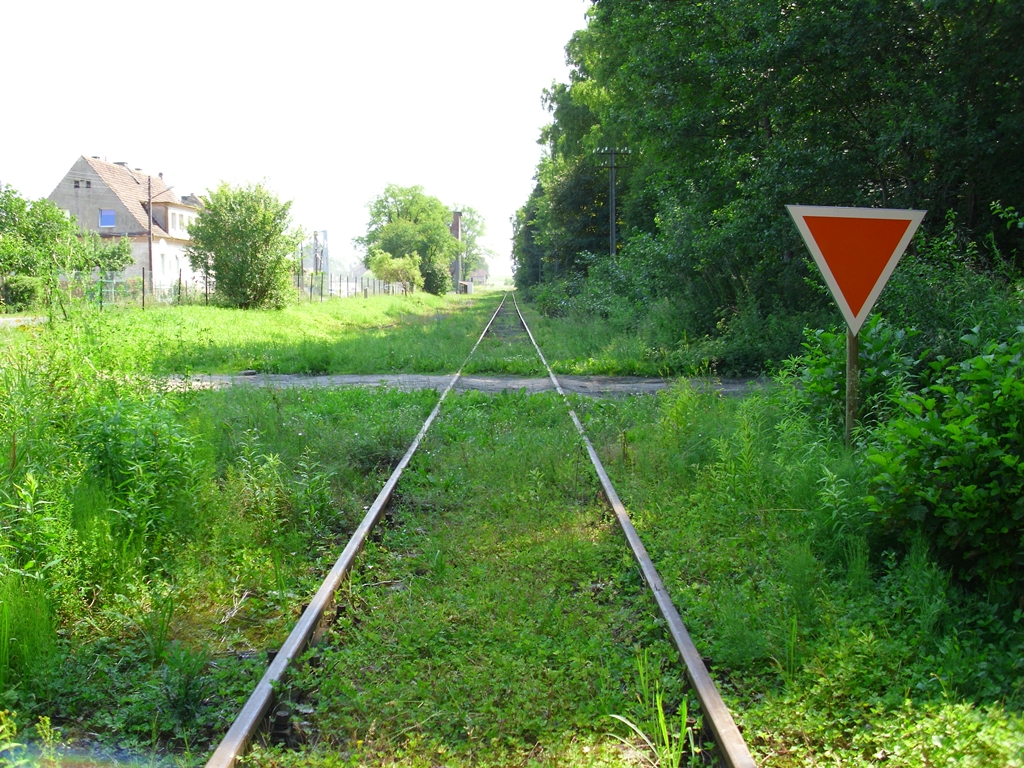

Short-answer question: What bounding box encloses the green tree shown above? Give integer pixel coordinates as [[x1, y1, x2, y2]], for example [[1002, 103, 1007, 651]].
[[0, 186, 77, 280], [357, 184, 459, 295], [0, 185, 103, 316], [366, 246, 423, 293], [76, 231, 133, 274], [186, 182, 302, 309]]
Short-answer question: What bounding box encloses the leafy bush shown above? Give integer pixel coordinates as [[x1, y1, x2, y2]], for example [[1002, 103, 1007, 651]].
[[877, 211, 1021, 362], [186, 182, 302, 310], [80, 400, 197, 494], [866, 329, 1024, 589], [0, 276, 41, 310], [781, 314, 919, 435]]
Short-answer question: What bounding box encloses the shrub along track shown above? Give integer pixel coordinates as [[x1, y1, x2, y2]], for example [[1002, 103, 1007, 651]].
[[205, 294, 755, 768]]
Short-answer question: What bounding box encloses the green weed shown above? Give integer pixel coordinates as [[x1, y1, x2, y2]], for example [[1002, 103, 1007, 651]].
[[286, 392, 685, 764], [610, 649, 700, 768]]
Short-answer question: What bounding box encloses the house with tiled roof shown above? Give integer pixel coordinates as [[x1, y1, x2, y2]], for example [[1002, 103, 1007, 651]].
[[48, 156, 203, 294]]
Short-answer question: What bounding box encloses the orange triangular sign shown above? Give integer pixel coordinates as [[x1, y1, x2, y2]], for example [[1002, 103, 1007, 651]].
[[787, 205, 926, 334]]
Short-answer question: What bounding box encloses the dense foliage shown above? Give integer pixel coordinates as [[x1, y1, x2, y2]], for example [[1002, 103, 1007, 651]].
[[357, 185, 460, 295], [0, 185, 132, 312], [513, 0, 1024, 373], [2, 294, 1023, 765], [187, 182, 302, 310], [867, 330, 1024, 590], [0, 307, 440, 751]]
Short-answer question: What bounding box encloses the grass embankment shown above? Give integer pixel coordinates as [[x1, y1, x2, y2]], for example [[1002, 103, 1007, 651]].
[[1, 293, 487, 376]]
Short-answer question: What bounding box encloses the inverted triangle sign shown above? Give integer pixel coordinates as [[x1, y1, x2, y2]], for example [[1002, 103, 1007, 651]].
[[787, 205, 926, 334]]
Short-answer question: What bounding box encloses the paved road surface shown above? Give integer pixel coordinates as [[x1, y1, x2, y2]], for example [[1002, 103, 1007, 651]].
[[0, 316, 47, 328], [176, 372, 765, 397]]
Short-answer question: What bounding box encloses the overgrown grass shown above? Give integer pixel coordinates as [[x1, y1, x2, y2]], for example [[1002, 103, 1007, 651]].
[[6, 290, 1022, 767], [578, 381, 1024, 766], [0, 313, 440, 752], [516, 303, 665, 377], [243, 391, 705, 767], [0, 292, 490, 377]]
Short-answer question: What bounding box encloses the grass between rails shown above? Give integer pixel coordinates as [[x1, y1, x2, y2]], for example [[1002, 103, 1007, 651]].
[[243, 390, 706, 768]]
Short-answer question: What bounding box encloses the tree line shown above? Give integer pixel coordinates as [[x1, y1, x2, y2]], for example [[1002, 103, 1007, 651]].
[[1, 180, 490, 312], [512, 0, 1024, 373]]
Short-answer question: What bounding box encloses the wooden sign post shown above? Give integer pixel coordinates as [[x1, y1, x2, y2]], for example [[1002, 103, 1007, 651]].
[[787, 205, 926, 446]]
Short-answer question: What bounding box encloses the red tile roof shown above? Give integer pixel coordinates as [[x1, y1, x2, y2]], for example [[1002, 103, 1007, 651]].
[[84, 157, 194, 239]]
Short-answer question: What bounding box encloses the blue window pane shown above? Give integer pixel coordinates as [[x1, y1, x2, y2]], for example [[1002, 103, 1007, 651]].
[[99, 209, 115, 227]]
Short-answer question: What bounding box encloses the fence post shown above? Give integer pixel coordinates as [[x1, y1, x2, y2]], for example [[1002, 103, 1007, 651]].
[[142, 268, 146, 310]]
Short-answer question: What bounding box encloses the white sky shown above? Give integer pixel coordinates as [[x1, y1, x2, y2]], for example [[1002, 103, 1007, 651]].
[[0, 1, 590, 278]]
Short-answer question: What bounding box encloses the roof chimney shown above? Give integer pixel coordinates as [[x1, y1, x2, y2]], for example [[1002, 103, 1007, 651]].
[[159, 172, 164, 180]]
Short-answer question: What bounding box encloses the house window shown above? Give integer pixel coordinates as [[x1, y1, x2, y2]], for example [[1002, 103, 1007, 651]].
[[74, 180, 80, 189], [99, 209, 115, 228], [86, 180, 91, 189]]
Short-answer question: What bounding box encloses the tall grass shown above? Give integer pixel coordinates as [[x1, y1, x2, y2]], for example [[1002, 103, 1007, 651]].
[[578, 380, 1024, 765], [39, 292, 491, 375], [0, 306, 441, 749]]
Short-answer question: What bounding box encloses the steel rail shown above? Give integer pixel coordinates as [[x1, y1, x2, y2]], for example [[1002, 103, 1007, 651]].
[[510, 293, 757, 768], [205, 294, 510, 768]]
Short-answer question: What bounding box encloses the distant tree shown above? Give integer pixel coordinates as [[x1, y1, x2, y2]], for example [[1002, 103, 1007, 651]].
[[76, 231, 133, 274], [187, 182, 302, 309], [356, 184, 460, 295], [367, 246, 423, 293]]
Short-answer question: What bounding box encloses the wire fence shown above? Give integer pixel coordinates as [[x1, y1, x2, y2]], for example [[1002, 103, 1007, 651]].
[[293, 271, 413, 301], [1, 270, 413, 313]]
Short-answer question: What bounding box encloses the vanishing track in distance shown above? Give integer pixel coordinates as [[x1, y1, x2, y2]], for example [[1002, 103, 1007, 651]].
[[205, 294, 756, 768]]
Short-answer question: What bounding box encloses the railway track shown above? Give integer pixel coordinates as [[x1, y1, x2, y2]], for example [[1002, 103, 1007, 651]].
[[205, 294, 756, 768]]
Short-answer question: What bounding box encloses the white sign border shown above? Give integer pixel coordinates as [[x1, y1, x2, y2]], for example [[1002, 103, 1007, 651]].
[[787, 205, 926, 334]]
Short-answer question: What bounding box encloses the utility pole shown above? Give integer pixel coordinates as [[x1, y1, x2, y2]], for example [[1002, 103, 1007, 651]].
[[147, 175, 174, 295], [313, 231, 320, 273], [451, 211, 463, 292], [147, 177, 154, 294], [595, 147, 629, 256]]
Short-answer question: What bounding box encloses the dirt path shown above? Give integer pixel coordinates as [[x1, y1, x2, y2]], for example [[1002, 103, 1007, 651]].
[[175, 372, 766, 397]]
